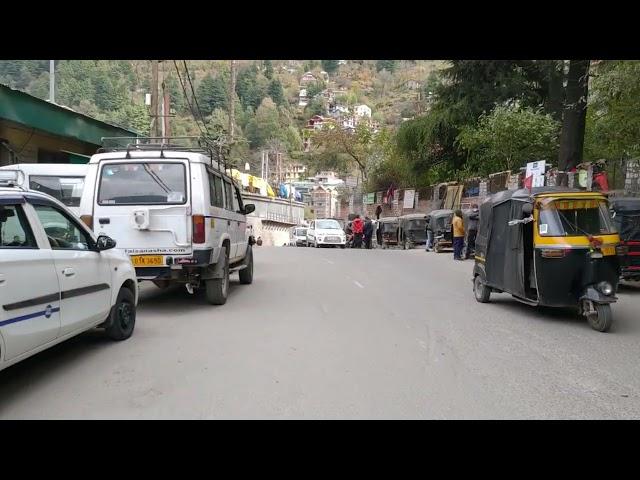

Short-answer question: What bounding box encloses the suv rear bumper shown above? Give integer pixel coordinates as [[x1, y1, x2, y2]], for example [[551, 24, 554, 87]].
[[135, 249, 214, 280]]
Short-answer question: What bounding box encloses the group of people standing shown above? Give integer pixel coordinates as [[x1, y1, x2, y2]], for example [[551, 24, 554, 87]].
[[346, 215, 375, 249]]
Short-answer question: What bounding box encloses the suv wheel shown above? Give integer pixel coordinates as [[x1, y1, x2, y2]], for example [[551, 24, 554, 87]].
[[239, 246, 254, 285], [105, 287, 136, 341], [206, 249, 229, 305]]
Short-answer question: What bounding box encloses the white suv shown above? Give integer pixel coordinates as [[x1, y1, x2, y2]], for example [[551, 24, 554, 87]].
[[0, 181, 138, 373], [78, 140, 255, 305]]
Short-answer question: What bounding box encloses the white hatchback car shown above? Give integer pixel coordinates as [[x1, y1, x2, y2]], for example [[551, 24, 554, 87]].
[[0, 180, 138, 373], [306, 219, 346, 248]]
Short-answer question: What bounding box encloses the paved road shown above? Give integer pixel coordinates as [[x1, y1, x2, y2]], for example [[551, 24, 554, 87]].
[[1, 246, 640, 419]]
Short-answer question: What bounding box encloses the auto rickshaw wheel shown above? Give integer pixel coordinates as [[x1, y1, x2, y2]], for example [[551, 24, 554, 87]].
[[433, 242, 441, 253], [588, 304, 613, 332], [473, 275, 491, 303]]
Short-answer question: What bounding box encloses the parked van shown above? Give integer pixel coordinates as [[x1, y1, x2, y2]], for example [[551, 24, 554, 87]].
[[78, 140, 256, 305], [0, 163, 87, 217]]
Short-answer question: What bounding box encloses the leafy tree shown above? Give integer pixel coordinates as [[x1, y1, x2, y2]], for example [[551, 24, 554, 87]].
[[264, 60, 274, 80], [585, 60, 640, 160], [309, 122, 375, 178], [245, 97, 280, 148], [197, 74, 228, 116], [282, 125, 303, 154], [306, 80, 325, 99], [164, 75, 186, 114], [267, 79, 285, 106], [376, 60, 396, 73], [236, 65, 266, 110], [456, 104, 560, 175], [304, 97, 325, 117], [321, 60, 339, 75]]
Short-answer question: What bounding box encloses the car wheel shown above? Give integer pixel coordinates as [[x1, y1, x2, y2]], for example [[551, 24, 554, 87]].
[[105, 287, 136, 341], [206, 249, 229, 305], [239, 246, 253, 285]]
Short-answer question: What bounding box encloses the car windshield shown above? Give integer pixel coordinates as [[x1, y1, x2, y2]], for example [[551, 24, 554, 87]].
[[316, 220, 341, 229], [383, 223, 397, 232], [98, 162, 186, 205], [538, 199, 616, 237], [29, 176, 85, 207]]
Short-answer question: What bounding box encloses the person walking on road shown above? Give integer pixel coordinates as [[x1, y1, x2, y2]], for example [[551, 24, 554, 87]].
[[363, 217, 374, 249], [425, 215, 433, 251], [465, 204, 479, 259], [453, 209, 465, 260], [352, 215, 364, 248], [375, 205, 382, 220]]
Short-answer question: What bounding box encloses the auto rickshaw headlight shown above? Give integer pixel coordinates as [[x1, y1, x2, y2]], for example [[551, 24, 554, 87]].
[[597, 281, 614, 296]]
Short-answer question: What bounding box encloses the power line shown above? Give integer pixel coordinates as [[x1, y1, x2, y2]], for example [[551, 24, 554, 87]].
[[182, 60, 210, 137], [172, 60, 208, 138]]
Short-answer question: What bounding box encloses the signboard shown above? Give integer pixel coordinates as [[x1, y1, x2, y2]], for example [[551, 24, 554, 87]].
[[403, 189, 416, 209], [346, 176, 358, 188], [363, 193, 375, 205], [525, 161, 546, 188]]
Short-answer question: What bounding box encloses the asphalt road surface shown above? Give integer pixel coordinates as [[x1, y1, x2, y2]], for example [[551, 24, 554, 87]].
[[1, 246, 640, 419]]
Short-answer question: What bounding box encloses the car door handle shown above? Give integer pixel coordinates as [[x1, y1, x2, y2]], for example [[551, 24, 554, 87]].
[[227, 220, 231, 226], [62, 268, 76, 277]]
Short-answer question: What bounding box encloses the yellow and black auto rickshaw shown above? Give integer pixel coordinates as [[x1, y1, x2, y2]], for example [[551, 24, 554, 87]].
[[472, 187, 622, 332], [378, 216, 399, 249]]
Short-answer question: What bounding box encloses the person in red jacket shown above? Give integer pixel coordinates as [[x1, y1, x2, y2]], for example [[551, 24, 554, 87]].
[[352, 215, 364, 248]]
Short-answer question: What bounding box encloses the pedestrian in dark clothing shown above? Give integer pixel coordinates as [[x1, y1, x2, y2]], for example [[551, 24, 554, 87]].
[[363, 217, 374, 249], [465, 204, 479, 259], [452, 209, 465, 260], [352, 215, 364, 248], [375, 205, 382, 220], [425, 215, 434, 251]]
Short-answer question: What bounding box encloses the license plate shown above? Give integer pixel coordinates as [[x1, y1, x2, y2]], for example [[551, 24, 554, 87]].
[[131, 255, 164, 266], [601, 246, 615, 256]]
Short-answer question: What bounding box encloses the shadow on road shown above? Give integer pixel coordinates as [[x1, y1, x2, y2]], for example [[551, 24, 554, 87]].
[[0, 280, 244, 413], [487, 294, 639, 334], [0, 330, 113, 415]]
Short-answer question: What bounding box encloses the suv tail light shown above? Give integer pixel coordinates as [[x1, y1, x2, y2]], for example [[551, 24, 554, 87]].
[[192, 215, 206, 244], [80, 215, 93, 230]]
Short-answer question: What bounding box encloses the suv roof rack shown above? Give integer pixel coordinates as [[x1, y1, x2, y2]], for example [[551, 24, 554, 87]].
[[98, 136, 236, 174]]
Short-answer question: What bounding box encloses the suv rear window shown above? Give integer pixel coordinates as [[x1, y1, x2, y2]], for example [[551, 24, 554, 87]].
[[98, 162, 187, 205]]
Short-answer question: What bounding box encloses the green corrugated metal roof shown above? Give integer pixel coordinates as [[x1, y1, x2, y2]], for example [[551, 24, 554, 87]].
[[0, 84, 138, 146]]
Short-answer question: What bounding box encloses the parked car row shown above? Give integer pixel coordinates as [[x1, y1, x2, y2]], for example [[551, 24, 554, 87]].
[[0, 139, 256, 372]]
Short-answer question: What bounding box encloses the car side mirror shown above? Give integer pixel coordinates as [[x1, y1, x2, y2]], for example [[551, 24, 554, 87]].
[[96, 235, 117, 251], [522, 203, 533, 216], [243, 204, 255, 215]]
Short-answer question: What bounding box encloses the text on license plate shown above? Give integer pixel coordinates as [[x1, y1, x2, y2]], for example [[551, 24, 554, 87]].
[[601, 246, 615, 256], [131, 255, 164, 266]]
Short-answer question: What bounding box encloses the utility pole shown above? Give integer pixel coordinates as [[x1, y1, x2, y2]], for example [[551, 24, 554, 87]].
[[229, 60, 237, 141], [163, 89, 171, 139], [150, 60, 159, 138], [49, 60, 55, 103]]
